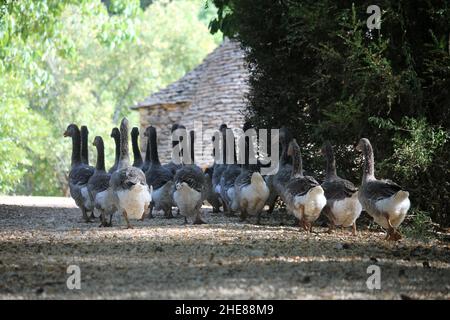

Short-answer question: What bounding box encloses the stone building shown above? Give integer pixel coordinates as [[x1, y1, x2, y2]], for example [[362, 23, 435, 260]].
[[131, 38, 249, 166]]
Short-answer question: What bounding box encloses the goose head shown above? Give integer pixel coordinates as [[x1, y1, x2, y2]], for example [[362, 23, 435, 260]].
[[144, 125, 156, 137], [64, 124, 79, 137], [110, 127, 120, 139], [93, 136, 102, 147], [131, 127, 140, 138], [356, 138, 370, 152]]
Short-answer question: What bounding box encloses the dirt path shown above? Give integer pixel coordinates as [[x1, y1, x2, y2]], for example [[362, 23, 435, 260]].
[[0, 196, 449, 299]]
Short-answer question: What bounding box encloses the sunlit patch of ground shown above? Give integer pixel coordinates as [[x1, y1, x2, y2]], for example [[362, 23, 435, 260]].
[[0, 196, 449, 299]]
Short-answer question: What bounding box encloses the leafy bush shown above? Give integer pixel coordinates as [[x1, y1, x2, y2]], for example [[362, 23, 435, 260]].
[[209, 0, 450, 225]]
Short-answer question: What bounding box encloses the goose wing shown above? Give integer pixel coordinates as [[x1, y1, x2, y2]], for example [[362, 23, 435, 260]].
[[174, 165, 205, 192], [286, 175, 320, 196], [69, 165, 94, 185], [235, 170, 252, 189], [322, 177, 357, 200], [146, 165, 173, 190], [110, 167, 146, 190], [88, 172, 111, 194], [364, 179, 403, 201]]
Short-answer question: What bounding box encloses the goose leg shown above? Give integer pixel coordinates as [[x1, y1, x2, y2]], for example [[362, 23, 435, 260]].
[[140, 203, 150, 221], [324, 207, 335, 233], [164, 206, 174, 219], [144, 202, 154, 219], [99, 210, 107, 227], [267, 195, 278, 214], [240, 207, 248, 222], [386, 218, 401, 241], [297, 206, 307, 232], [122, 210, 133, 229], [352, 223, 357, 236], [81, 208, 91, 223]]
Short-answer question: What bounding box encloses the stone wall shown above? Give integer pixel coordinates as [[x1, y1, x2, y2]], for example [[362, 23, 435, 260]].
[[136, 39, 248, 167]]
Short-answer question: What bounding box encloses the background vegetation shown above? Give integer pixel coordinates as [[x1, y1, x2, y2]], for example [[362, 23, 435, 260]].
[[208, 0, 450, 225], [0, 0, 221, 195]]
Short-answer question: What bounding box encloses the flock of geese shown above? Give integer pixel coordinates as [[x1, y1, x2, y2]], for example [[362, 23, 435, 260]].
[[64, 118, 411, 241]]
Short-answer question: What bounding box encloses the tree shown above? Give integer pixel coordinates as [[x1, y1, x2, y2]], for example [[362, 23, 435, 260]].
[[208, 0, 450, 225], [0, 0, 220, 195]]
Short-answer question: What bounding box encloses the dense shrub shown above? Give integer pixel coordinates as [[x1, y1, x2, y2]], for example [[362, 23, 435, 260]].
[[209, 0, 450, 225]]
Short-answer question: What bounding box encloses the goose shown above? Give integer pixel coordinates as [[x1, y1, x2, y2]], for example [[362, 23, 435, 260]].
[[79, 125, 96, 220], [218, 128, 241, 216], [109, 118, 152, 228], [144, 126, 175, 219], [131, 127, 144, 169], [204, 131, 223, 213], [64, 124, 95, 222], [262, 129, 282, 214], [163, 123, 185, 175], [211, 124, 228, 198], [321, 141, 362, 235], [271, 127, 294, 205], [356, 138, 410, 241], [234, 134, 270, 223], [108, 127, 120, 174], [87, 136, 114, 227], [80, 126, 95, 221], [173, 130, 206, 224], [283, 139, 326, 232], [141, 127, 151, 173]]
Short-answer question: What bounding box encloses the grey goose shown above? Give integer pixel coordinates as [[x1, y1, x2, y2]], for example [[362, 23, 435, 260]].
[[320, 141, 361, 235], [356, 138, 410, 241], [64, 124, 95, 222]]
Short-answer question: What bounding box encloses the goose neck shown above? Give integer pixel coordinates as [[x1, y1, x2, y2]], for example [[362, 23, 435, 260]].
[[362, 142, 375, 182], [95, 139, 106, 171]]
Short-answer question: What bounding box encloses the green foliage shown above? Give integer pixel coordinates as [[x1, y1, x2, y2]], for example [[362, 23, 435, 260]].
[[209, 0, 450, 225], [402, 210, 435, 240], [0, 0, 220, 195]]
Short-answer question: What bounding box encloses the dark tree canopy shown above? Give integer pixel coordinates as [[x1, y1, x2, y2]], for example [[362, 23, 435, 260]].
[[209, 0, 450, 225]]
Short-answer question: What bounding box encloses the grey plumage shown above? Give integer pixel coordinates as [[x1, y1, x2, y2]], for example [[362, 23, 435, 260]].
[[144, 126, 175, 218], [64, 124, 95, 222], [109, 118, 151, 228], [131, 127, 144, 169], [108, 127, 120, 174], [356, 138, 410, 240], [173, 130, 206, 224]]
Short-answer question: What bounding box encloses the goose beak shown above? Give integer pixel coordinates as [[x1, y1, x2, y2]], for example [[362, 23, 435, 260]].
[[63, 131, 69, 137]]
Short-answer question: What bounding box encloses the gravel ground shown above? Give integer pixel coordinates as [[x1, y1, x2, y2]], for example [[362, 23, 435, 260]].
[[0, 196, 449, 299]]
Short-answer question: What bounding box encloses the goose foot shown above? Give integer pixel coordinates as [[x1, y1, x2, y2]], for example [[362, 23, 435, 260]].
[[386, 229, 402, 241], [193, 218, 206, 225], [385, 216, 402, 241]]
